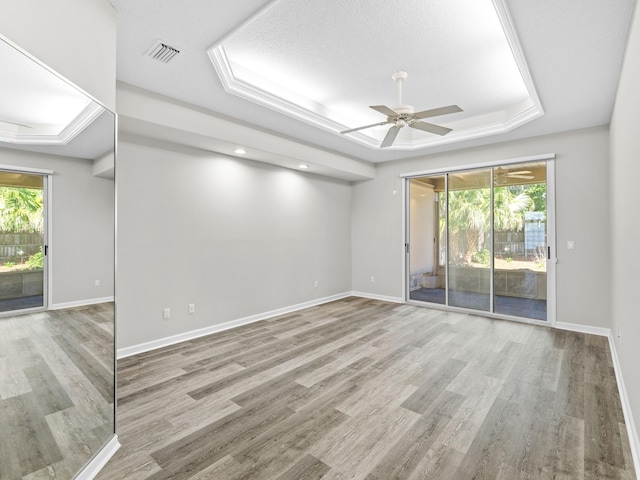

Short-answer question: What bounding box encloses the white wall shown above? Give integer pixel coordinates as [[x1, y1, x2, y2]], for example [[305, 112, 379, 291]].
[[116, 136, 352, 350], [610, 0, 640, 455], [0, 0, 116, 110], [0, 148, 115, 305], [352, 126, 611, 328]]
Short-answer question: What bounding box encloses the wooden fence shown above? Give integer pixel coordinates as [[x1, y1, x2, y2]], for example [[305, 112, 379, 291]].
[[0, 232, 43, 262]]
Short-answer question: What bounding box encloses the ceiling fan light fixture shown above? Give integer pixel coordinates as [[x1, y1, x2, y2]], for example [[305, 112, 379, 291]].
[[341, 71, 462, 148]]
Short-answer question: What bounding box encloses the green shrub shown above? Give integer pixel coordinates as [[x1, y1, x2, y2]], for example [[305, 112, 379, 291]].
[[472, 248, 491, 265], [25, 248, 43, 269], [4, 261, 15, 267]]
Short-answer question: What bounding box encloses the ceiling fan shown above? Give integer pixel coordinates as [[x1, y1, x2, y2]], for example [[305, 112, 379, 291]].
[[494, 168, 534, 185], [340, 71, 462, 148]]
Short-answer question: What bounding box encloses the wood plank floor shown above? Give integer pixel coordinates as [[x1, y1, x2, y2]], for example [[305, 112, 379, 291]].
[[0, 303, 115, 480], [99, 297, 636, 480]]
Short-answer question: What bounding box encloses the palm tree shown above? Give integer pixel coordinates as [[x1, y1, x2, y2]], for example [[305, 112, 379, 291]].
[[0, 187, 44, 232], [447, 188, 490, 263], [444, 186, 534, 264], [493, 187, 534, 231]]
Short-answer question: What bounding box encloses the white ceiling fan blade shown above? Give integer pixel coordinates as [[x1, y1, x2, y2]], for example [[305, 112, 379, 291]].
[[370, 105, 399, 117], [340, 120, 391, 134], [410, 121, 452, 136], [507, 174, 535, 179], [413, 105, 462, 120], [380, 125, 401, 148]]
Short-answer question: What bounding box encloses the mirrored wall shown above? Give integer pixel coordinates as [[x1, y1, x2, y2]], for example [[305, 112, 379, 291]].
[[0, 36, 116, 479]]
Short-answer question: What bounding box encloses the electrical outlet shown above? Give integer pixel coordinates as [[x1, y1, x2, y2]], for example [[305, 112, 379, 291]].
[[188, 304, 195, 314], [163, 308, 170, 319], [95, 279, 100, 287], [370, 276, 375, 283], [314, 280, 318, 288]]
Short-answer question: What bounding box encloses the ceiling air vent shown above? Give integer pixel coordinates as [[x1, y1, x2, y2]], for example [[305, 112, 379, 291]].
[[145, 39, 180, 64]]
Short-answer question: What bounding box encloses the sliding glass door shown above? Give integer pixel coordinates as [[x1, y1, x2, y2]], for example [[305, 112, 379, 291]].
[[407, 160, 551, 322], [448, 169, 492, 312], [0, 170, 46, 313], [492, 163, 547, 320]]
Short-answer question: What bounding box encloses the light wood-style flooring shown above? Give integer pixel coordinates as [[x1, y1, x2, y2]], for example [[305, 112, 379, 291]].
[[0, 303, 115, 479], [100, 297, 636, 479]]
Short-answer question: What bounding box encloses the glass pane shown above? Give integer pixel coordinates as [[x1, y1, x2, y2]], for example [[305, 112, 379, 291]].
[[448, 169, 491, 311], [493, 162, 547, 320], [0, 171, 45, 312], [409, 176, 446, 304]]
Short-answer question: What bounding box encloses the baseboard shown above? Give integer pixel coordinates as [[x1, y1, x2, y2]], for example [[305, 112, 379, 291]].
[[75, 434, 120, 480], [50, 296, 114, 310], [117, 292, 352, 359], [350, 291, 404, 304], [556, 321, 640, 473], [554, 321, 611, 337], [607, 333, 640, 475]]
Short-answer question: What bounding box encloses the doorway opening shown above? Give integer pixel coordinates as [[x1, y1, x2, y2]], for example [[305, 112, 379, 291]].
[[406, 159, 553, 323], [0, 169, 47, 313]]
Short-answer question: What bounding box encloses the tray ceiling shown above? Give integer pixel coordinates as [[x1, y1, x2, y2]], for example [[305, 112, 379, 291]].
[[209, 0, 542, 150], [109, 0, 636, 164]]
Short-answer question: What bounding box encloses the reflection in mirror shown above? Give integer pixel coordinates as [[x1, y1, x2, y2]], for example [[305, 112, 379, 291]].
[[0, 37, 116, 478]]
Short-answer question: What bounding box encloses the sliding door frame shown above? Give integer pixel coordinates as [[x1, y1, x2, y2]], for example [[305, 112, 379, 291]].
[[402, 153, 556, 327], [0, 164, 52, 315]]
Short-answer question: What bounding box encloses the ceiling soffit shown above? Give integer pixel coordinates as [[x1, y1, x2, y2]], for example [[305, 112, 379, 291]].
[[208, 0, 543, 151]]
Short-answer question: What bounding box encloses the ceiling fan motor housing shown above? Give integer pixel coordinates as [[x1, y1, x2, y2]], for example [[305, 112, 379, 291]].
[[392, 71, 408, 82], [391, 105, 415, 115]]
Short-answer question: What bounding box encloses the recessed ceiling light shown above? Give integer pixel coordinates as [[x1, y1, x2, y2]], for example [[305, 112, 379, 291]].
[[298, 164, 309, 169], [234, 148, 246, 154]]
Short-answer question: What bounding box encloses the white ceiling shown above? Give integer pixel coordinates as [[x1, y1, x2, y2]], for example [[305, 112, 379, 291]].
[[0, 36, 115, 161], [0, 38, 105, 148], [109, 0, 636, 163]]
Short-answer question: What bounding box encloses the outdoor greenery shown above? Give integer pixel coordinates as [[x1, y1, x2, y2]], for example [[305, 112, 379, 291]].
[[0, 186, 43, 232], [472, 248, 491, 266], [440, 183, 546, 264], [0, 186, 44, 271], [525, 183, 547, 214], [25, 247, 44, 270]]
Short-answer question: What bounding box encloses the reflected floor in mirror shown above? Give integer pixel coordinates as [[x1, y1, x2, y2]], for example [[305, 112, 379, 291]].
[[0, 303, 114, 479]]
